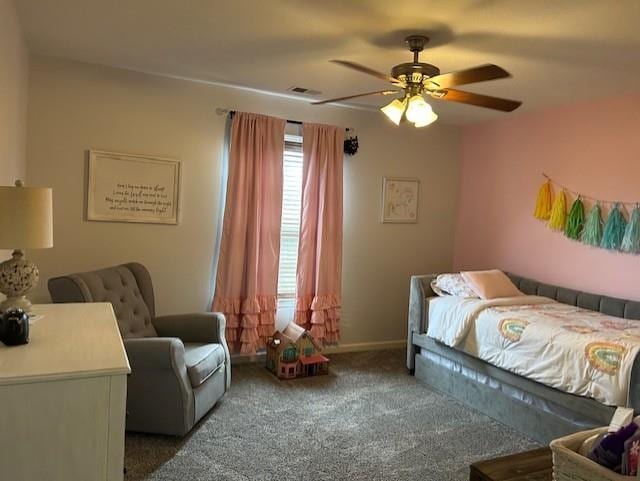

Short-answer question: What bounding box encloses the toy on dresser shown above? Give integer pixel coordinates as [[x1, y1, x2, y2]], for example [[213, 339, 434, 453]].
[[266, 322, 329, 380], [0, 308, 29, 346]]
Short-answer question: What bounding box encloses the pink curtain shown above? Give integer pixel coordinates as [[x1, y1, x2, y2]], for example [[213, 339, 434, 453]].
[[295, 123, 344, 343], [212, 112, 286, 354]]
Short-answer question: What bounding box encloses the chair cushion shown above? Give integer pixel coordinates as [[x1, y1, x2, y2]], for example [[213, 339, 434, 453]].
[[184, 343, 226, 388], [71, 266, 157, 338]]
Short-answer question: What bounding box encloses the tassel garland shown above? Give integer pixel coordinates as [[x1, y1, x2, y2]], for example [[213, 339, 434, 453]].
[[533, 180, 553, 220], [533, 177, 639, 255], [581, 204, 603, 247], [601, 203, 627, 251], [548, 189, 567, 231], [564, 197, 585, 240], [621, 207, 640, 254]]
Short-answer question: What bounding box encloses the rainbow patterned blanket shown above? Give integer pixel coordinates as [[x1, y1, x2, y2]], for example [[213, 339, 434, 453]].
[[427, 295, 640, 406]]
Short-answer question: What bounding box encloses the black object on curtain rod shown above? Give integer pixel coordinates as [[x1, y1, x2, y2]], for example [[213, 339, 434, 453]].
[[225, 110, 359, 156]]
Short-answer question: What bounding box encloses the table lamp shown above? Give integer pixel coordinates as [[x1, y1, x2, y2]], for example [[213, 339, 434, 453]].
[[0, 180, 53, 313]]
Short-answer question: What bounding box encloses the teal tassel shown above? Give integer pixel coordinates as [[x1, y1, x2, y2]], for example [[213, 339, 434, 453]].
[[621, 207, 640, 254], [581, 203, 603, 247], [564, 197, 585, 240], [600, 203, 627, 251]]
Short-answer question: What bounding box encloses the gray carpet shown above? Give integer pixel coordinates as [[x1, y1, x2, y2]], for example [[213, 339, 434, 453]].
[[125, 349, 538, 480]]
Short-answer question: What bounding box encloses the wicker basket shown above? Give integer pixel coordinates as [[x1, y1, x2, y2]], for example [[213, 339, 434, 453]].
[[551, 427, 640, 480]]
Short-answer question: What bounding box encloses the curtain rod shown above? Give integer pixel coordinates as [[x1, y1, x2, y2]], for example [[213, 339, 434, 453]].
[[215, 108, 351, 131]]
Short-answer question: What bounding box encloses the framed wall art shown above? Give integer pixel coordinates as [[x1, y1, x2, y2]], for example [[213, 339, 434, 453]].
[[381, 177, 419, 223], [87, 150, 181, 225]]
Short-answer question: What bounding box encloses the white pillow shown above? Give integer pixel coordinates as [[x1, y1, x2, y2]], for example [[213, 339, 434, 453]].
[[430, 279, 450, 297], [433, 273, 478, 298]]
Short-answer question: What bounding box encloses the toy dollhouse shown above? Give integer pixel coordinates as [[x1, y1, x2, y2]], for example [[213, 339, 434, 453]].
[[266, 322, 329, 379]]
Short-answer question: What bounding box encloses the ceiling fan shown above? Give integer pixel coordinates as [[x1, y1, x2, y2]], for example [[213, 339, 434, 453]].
[[312, 35, 522, 127]]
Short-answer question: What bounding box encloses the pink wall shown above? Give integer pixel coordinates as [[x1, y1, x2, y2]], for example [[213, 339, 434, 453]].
[[454, 93, 640, 300]]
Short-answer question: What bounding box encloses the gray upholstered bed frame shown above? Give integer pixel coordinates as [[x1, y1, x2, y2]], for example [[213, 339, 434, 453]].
[[407, 273, 640, 443]]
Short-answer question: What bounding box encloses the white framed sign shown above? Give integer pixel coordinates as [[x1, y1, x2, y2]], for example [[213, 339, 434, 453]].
[[87, 150, 181, 224], [381, 177, 419, 223]]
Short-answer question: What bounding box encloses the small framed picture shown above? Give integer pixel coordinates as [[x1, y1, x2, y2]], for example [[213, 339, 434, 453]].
[[381, 177, 419, 223]]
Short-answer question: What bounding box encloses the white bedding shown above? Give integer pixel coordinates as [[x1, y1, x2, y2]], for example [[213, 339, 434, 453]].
[[427, 295, 640, 406]]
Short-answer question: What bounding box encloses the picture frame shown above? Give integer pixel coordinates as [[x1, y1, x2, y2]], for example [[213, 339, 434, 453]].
[[381, 177, 419, 223], [87, 150, 181, 225]]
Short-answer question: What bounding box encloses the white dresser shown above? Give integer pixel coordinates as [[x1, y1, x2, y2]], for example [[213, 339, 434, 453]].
[[0, 303, 130, 481]]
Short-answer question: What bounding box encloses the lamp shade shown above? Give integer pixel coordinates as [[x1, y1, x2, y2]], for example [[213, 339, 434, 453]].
[[0, 184, 53, 249], [380, 98, 407, 125], [405, 95, 433, 124], [414, 111, 438, 128]]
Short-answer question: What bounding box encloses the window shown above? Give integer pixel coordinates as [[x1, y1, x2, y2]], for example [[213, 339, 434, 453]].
[[282, 346, 297, 362], [277, 135, 303, 317]]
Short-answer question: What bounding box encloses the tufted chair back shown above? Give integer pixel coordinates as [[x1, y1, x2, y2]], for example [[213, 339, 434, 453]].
[[48, 262, 158, 338]]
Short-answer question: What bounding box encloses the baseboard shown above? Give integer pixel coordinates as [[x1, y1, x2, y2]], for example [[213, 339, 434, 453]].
[[322, 340, 405, 354], [231, 340, 405, 365], [231, 352, 266, 365]]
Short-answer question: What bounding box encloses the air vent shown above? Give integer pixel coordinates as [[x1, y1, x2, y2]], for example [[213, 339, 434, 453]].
[[288, 86, 322, 96]]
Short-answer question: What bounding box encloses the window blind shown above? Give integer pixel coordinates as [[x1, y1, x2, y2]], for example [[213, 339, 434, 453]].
[[277, 135, 303, 300]]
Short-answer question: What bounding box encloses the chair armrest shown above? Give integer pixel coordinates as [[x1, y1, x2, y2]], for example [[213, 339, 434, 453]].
[[123, 337, 185, 370], [152, 312, 231, 390], [152, 312, 226, 344], [123, 337, 195, 435]]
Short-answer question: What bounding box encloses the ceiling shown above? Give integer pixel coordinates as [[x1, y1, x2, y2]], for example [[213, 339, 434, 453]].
[[16, 0, 640, 124]]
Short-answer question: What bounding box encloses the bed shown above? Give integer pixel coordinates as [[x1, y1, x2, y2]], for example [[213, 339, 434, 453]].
[[407, 273, 640, 443]]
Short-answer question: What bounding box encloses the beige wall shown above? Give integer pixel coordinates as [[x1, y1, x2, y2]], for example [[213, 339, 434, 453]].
[[0, 0, 29, 267], [27, 56, 460, 346]]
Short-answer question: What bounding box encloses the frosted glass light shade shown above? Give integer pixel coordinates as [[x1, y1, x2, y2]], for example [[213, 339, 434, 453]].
[[0, 183, 53, 249], [405, 95, 433, 124], [414, 111, 439, 128], [380, 98, 406, 125]]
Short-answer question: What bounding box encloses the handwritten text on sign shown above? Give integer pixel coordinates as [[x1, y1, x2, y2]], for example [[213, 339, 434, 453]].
[[105, 183, 173, 215]]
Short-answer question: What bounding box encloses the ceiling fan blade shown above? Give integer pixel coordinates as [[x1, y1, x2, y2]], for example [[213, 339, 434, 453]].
[[426, 64, 511, 89], [311, 90, 399, 105], [330, 60, 404, 86], [435, 88, 522, 112]]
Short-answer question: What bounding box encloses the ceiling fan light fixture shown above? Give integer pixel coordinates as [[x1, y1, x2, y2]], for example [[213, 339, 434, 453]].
[[380, 98, 407, 126], [315, 36, 521, 120], [405, 94, 433, 124]]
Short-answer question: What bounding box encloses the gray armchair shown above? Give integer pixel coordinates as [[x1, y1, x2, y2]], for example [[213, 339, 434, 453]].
[[48, 262, 230, 436]]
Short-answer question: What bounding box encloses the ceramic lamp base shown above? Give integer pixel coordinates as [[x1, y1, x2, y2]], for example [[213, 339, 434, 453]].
[[0, 295, 32, 313], [0, 250, 38, 314]]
